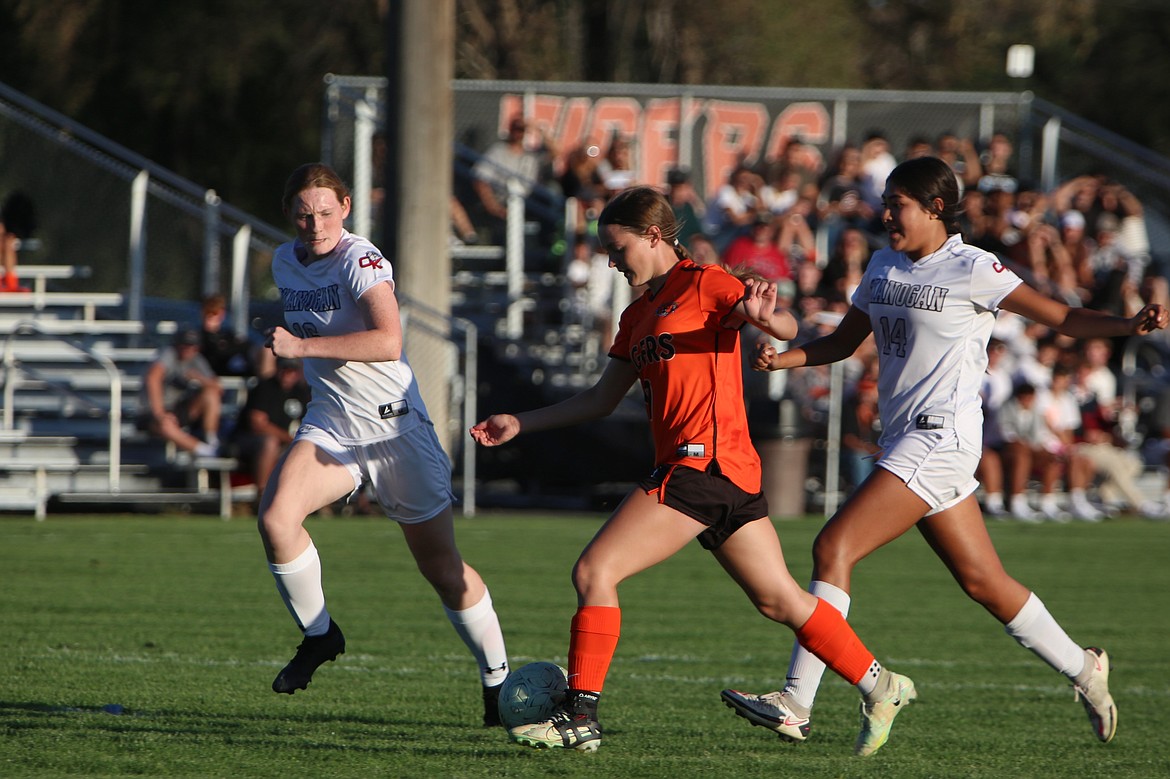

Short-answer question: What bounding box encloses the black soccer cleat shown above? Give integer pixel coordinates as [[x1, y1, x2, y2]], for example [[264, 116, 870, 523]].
[[272, 619, 346, 694]]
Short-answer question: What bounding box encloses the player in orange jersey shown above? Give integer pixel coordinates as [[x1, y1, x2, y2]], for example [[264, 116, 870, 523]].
[[471, 186, 915, 756]]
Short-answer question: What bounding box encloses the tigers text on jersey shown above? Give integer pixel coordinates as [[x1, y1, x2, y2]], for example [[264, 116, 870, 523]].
[[852, 233, 1022, 454], [272, 229, 427, 445], [609, 260, 760, 494]]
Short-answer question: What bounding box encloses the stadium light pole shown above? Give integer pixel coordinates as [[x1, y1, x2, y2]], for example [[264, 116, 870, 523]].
[[383, 0, 455, 446]]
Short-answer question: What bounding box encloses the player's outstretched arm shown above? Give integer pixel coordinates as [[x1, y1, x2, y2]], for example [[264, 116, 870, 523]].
[[753, 305, 873, 372], [470, 358, 638, 445], [1002, 283, 1170, 338]]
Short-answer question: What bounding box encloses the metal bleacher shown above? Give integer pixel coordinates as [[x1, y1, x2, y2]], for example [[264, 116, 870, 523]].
[[0, 265, 251, 518]]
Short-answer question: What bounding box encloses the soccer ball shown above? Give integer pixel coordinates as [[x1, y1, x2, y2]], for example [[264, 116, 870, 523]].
[[496, 661, 569, 729]]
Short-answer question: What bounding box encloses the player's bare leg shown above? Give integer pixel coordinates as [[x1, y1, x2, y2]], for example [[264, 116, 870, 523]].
[[259, 441, 354, 693], [401, 506, 510, 725]]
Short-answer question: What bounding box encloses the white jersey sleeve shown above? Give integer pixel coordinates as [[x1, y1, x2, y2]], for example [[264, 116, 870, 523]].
[[272, 230, 428, 445]]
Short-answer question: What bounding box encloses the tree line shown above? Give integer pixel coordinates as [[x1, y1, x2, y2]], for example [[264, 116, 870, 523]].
[[0, 0, 1166, 226]]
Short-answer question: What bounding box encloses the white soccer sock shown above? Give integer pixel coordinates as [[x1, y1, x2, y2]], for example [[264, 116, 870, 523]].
[[985, 492, 1005, 512], [1004, 592, 1087, 679], [269, 541, 332, 637], [444, 588, 510, 687], [782, 580, 852, 711]]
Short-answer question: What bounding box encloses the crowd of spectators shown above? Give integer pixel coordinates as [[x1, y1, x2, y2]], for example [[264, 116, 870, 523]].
[[461, 119, 1170, 519]]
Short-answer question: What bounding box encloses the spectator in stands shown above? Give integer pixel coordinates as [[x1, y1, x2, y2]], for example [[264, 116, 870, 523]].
[[818, 144, 877, 251], [722, 212, 792, 282], [977, 131, 1019, 195], [0, 191, 36, 292], [199, 293, 256, 377], [903, 135, 933, 160], [687, 233, 722, 266], [559, 143, 606, 240], [1013, 331, 1063, 392], [858, 131, 897, 220], [258, 163, 509, 724], [998, 381, 1054, 522], [1086, 212, 1141, 316], [471, 114, 557, 243], [228, 357, 310, 497], [821, 226, 871, 302], [840, 364, 882, 491], [449, 195, 479, 246], [1140, 384, 1170, 519], [1027, 218, 1083, 306], [137, 327, 224, 458], [765, 137, 822, 209], [973, 179, 1025, 265], [978, 338, 1014, 517], [665, 168, 705, 249], [936, 132, 983, 191], [704, 164, 763, 253], [1076, 383, 1165, 519], [760, 165, 802, 217], [1038, 363, 1102, 521], [597, 134, 636, 197]]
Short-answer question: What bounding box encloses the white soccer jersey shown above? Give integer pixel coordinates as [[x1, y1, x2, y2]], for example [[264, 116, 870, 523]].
[[852, 234, 1023, 454], [272, 229, 427, 445]]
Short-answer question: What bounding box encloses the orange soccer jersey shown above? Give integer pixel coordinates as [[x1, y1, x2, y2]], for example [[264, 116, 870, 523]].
[[610, 260, 761, 494]]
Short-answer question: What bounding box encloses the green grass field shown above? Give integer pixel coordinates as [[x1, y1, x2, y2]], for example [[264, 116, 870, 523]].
[[1, 512, 1167, 778]]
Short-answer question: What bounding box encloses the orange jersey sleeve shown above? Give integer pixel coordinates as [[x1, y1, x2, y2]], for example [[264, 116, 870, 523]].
[[610, 260, 761, 493]]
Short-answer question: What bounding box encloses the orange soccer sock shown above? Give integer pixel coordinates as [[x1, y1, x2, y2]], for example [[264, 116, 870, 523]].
[[567, 605, 622, 694], [794, 597, 875, 685]]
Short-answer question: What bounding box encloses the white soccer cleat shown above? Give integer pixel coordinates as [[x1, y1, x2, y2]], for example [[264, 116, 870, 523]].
[[1074, 647, 1117, 743], [720, 689, 811, 742], [855, 672, 916, 757], [508, 708, 602, 751]]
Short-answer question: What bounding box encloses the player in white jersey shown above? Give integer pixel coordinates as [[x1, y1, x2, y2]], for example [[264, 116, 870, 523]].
[[723, 156, 1168, 747], [258, 163, 509, 726]]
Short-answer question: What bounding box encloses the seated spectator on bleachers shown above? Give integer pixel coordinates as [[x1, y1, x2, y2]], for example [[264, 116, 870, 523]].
[[0, 191, 36, 293], [1076, 388, 1165, 519], [471, 114, 558, 243], [998, 381, 1058, 522], [1038, 363, 1103, 521], [227, 357, 310, 497], [137, 327, 224, 458], [200, 294, 256, 377]]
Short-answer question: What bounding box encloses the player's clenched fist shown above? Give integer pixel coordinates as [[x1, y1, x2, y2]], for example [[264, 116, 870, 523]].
[[470, 414, 521, 446], [753, 341, 781, 372]]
